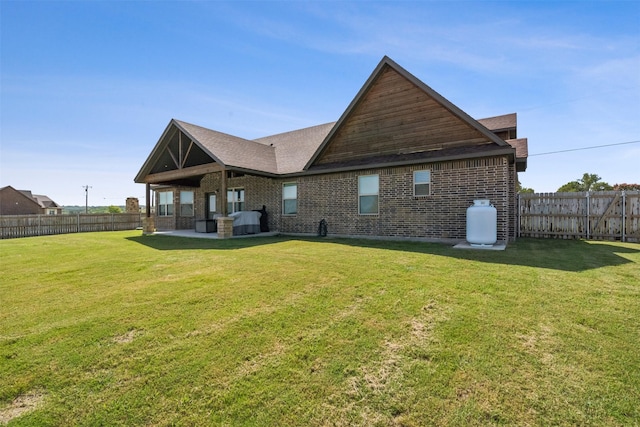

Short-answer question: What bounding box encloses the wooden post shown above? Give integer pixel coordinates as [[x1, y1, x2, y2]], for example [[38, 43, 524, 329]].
[[142, 183, 155, 234], [517, 193, 521, 239], [145, 183, 151, 218], [585, 192, 590, 240], [622, 191, 626, 242], [220, 169, 228, 216]]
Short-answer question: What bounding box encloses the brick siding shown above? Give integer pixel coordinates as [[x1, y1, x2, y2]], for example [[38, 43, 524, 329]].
[[153, 155, 516, 242]]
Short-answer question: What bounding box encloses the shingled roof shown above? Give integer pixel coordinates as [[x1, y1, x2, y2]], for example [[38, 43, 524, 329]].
[[478, 113, 517, 132], [253, 122, 336, 174], [174, 120, 278, 174], [136, 57, 528, 184]]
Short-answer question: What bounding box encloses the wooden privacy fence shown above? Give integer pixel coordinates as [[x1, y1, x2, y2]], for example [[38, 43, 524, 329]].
[[518, 191, 640, 242], [0, 213, 142, 239]]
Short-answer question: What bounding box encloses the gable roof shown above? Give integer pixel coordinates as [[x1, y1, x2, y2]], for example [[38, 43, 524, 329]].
[[135, 120, 335, 183], [305, 56, 510, 170], [175, 120, 278, 174], [1, 186, 59, 209], [32, 194, 60, 209], [136, 56, 527, 184]]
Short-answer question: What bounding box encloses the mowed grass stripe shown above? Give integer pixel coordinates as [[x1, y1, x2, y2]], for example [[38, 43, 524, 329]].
[[1, 231, 638, 426]]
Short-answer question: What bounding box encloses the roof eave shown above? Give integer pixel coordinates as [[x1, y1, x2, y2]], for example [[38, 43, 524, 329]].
[[292, 147, 517, 177]]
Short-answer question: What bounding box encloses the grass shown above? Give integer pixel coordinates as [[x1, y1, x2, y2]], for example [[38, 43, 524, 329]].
[[0, 231, 639, 426]]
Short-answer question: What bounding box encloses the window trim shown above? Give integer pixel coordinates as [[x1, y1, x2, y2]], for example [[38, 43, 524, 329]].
[[180, 190, 194, 217], [207, 193, 217, 219], [413, 170, 431, 197], [282, 182, 298, 216], [157, 191, 174, 217], [227, 187, 245, 214], [358, 174, 379, 215]]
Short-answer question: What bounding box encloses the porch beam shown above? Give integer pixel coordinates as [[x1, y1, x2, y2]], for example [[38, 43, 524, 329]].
[[143, 163, 223, 184], [178, 132, 183, 167], [182, 140, 194, 169]]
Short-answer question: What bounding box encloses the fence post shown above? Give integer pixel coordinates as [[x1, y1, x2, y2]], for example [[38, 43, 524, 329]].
[[622, 191, 626, 242], [77, 213, 80, 233], [585, 192, 590, 240], [517, 193, 521, 239], [112, 213, 115, 231], [38, 214, 42, 236]]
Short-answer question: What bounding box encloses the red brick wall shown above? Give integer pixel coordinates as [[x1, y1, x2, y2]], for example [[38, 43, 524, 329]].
[[155, 155, 516, 242], [279, 155, 514, 242]]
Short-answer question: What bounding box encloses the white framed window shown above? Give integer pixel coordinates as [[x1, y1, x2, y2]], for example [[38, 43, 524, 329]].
[[414, 170, 431, 196], [227, 188, 245, 213], [180, 191, 194, 217], [282, 182, 297, 215], [358, 175, 379, 215], [158, 191, 174, 216], [207, 193, 217, 219]]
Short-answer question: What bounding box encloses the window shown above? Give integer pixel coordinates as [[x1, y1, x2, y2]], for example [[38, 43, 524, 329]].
[[282, 183, 297, 215], [227, 188, 245, 213], [180, 191, 194, 216], [158, 191, 174, 216], [414, 170, 431, 196], [207, 193, 217, 219], [358, 175, 379, 215]]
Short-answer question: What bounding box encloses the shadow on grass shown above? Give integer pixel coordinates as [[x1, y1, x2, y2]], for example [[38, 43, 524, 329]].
[[126, 234, 639, 273], [338, 237, 639, 273]]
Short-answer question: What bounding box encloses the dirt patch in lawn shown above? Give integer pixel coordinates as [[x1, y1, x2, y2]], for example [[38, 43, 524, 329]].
[[0, 390, 45, 424]]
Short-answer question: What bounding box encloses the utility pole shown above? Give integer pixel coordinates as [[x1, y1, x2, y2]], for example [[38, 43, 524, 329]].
[[83, 185, 92, 213]]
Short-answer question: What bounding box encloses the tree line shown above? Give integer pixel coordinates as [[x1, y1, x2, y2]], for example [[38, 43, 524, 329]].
[[518, 173, 640, 194]]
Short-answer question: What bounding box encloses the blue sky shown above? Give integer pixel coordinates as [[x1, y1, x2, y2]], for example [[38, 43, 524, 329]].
[[1, 1, 639, 206]]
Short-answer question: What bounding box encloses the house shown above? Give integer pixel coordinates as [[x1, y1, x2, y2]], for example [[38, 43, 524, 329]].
[[0, 186, 63, 215], [135, 56, 528, 242]]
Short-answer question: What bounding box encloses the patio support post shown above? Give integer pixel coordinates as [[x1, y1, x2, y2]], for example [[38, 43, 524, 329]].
[[220, 169, 227, 216], [217, 168, 233, 238], [143, 183, 155, 234], [146, 183, 151, 218]]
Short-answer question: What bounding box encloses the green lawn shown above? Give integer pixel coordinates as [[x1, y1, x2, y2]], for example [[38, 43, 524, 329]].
[[1, 231, 639, 426]]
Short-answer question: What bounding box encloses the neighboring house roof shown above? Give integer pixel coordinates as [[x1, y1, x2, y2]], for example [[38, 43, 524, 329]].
[[32, 194, 61, 209], [18, 190, 60, 209], [1, 186, 61, 215], [19, 190, 35, 200], [135, 56, 528, 185]]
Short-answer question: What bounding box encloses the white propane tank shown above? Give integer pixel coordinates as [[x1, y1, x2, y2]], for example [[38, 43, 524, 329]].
[[466, 199, 497, 246]]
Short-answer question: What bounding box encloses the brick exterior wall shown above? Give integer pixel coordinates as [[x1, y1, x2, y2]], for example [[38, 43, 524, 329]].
[[153, 155, 517, 242], [280, 155, 514, 241]]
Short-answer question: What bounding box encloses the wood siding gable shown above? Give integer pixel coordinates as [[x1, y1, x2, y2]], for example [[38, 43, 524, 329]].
[[306, 57, 510, 169]]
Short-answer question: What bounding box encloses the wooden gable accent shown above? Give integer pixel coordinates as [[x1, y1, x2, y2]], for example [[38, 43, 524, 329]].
[[149, 126, 213, 175], [312, 62, 500, 167], [135, 120, 223, 186]]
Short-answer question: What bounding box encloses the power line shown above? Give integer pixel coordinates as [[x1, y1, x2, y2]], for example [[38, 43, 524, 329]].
[[529, 140, 640, 157]]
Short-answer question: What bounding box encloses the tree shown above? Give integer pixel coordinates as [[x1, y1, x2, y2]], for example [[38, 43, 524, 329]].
[[613, 183, 640, 191], [107, 205, 123, 214], [516, 177, 535, 194], [557, 173, 612, 192]]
